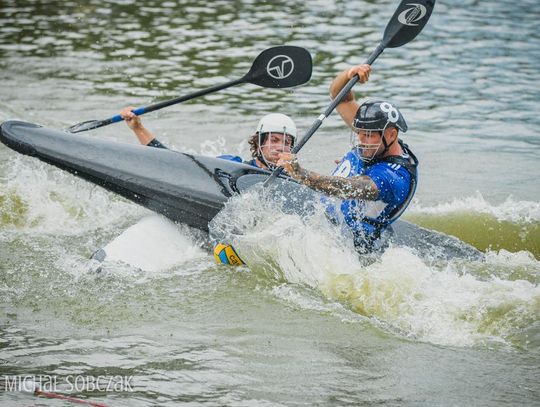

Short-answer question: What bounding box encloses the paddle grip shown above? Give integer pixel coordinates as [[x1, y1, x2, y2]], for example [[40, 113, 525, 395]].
[[110, 114, 123, 123], [108, 107, 147, 124]]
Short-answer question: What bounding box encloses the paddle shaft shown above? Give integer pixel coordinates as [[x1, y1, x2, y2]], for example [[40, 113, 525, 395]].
[[90, 77, 245, 130], [264, 44, 385, 184], [68, 45, 313, 133]]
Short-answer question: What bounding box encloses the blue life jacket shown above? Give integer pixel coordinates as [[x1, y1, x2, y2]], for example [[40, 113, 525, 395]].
[[324, 140, 418, 248]]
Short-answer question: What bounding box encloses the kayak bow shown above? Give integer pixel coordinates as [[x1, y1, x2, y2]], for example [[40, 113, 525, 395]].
[[0, 120, 270, 231]]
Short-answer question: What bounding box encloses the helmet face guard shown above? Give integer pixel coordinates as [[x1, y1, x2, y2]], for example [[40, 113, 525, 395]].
[[351, 127, 387, 163], [257, 132, 294, 168]]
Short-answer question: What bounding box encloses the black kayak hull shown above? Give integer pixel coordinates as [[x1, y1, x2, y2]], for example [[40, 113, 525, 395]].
[[0, 120, 270, 231], [0, 120, 483, 260]]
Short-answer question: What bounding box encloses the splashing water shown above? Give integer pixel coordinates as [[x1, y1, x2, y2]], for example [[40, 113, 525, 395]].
[[321, 247, 539, 347], [1, 156, 144, 234], [210, 186, 540, 348]]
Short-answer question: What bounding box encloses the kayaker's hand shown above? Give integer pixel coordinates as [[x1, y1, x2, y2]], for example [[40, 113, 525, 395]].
[[120, 106, 143, 131], [347, 64, 371, 83], [120, 106, 157, 145], [277, 152, 305, 181]]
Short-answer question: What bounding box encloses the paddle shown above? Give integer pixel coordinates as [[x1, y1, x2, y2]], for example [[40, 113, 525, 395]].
[[67, 46, 312, 133], [265, 0, 435, 185]]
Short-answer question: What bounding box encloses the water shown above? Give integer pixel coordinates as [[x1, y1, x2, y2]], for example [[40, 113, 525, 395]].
[[1, 0, 539, 405]]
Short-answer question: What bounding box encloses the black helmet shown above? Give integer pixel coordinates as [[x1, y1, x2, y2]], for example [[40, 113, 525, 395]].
[[352, 100, 408, 133]]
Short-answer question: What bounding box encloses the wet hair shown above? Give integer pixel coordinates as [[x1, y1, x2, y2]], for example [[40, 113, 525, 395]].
[[248, 133, 264, 158]]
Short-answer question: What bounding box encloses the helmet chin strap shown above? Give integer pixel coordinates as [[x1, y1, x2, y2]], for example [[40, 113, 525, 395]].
[[257, 152, 275, 170], [380, 131, 397, 156], [256, 132, 276, 170], [375, 123, 398, 159]]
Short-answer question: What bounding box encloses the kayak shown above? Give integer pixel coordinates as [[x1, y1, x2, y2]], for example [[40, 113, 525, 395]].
[[0, 120, 271, 231], [0, 120, 483, 261]]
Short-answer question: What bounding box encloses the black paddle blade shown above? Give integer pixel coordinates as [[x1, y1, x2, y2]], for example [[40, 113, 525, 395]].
[[383, 0, 436, 48], [67, 120, 101, 133], [246, 45, 312, 88]]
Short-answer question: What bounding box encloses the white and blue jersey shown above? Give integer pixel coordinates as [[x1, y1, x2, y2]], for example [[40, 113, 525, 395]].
[[324, 144, 418, 247]]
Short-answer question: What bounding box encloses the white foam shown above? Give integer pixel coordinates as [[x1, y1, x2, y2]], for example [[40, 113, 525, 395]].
[[331, 247, 540, 347], [484, 249, 539, 267], [2, 155, 144, 234]]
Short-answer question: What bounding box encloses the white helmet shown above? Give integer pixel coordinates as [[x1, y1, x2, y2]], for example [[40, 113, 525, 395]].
[[256, 113, 297, 138]]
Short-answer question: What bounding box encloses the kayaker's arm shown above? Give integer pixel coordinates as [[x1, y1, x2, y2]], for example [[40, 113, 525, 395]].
[[132, 126, 160, 146], [120, 106, 165, 148], [276, 153, 379, 200], [329, 64, 371, 130]]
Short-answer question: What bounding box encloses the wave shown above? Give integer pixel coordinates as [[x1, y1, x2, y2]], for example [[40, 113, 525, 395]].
[[405, 193, 540, 258]]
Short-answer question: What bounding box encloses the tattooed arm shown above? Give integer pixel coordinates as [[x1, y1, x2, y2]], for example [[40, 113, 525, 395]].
[[276, 153, 379, 200]]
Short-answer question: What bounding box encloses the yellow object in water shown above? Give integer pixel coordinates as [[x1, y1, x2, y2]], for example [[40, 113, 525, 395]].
[[213, 243, 245, 266]]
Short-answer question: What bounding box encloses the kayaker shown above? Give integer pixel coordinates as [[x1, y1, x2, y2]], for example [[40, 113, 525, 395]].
[[276, 64, 418, 252], [118, 108, 297, 170], [119, 108, 298, 265]]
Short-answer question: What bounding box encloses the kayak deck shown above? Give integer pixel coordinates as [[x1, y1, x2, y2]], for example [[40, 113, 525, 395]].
[[0, 120, 268, 230]]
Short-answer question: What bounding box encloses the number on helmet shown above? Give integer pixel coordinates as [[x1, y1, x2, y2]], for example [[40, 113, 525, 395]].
[[380, 102, 399, 123]]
